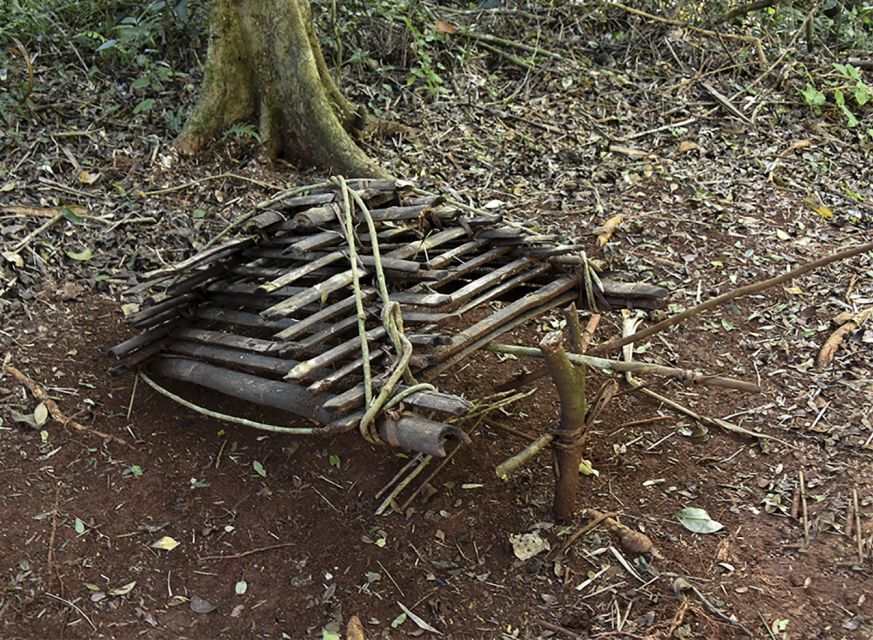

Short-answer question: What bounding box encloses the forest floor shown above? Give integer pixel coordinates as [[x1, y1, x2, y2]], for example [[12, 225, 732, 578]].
[[2, 4, 873, 640]]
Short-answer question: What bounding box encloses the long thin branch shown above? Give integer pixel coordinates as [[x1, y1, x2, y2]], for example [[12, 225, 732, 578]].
[[486, 344, 760, 392], [707, 0, 780, 28], [603, 1, 767, 64], [590, 241, 873, 357], [4, 363, 136, 449]]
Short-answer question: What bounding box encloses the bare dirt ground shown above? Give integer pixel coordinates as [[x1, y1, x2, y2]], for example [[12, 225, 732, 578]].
[[2, 3, 873, 639]]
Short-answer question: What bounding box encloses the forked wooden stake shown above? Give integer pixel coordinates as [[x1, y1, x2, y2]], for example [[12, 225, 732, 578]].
[[541, 330, 587, 521]]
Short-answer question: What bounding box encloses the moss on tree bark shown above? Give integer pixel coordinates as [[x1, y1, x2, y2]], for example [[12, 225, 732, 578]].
[[177, 0, 387, 178]]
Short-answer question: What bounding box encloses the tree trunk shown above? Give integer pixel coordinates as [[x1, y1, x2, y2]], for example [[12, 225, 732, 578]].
[[176, 0, 387, 178]]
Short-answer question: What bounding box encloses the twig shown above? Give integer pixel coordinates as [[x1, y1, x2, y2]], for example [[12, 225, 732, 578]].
[[396, 423, 482, 512], [729, 1, 821, 101], [539, 620, 588, 639], [140, 172, 286, 197], [377, 560, 405, 597], [4, 364, 136, 449], [853, 488, 864, 563], [618, 415, 672, 429], [139, 372, 318, 435], [799, 470, 810, 548], [375, 454, 432, 515], [580, 314, 601, 352], [483, 418, 538, 442], [47, 483, 61, 589], [558, 509, 618, 556], [701, 81, 752, 123], [485, 343, 761, 392], [495, 433, 554, 479], [591, 241, 873, 358], [375, 454, 424, 500], [619, 315, 791, 446], [44, 593, 96, 631], [453, 28, 567, 61], [603, 1, 766, 64], [707, 0, 781, 28], [199, 542, 294, 561], [8, 211, 64, 253]]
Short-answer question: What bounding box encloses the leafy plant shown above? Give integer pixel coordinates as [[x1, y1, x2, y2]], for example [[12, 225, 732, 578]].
[[800, 62, 872, 132], [222, 123, 263, 144]]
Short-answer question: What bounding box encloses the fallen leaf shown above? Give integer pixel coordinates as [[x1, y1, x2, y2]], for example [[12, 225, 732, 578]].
[[65, 247, 93, 261], [509, 532, 551, 560], [78, 170, 101, 185], [108, 581, 137, 596], [594, 214, 624, 247], [397, 602, 442, 634], [678, 140, 699, 153], [779, 139, 812, 157], [2, 251, 24, 268], [803, 194, 833, 219], [33, 402, 49, 427], [676, 507, 723, 534], [434, 21, 457, 34], [347, 615, 367, 640], [189, 594, 218, 614], [151, 535, 180, 551]]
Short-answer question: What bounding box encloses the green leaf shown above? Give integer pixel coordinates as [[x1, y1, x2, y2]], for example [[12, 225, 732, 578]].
[[192, 208, 207, 219], [131, 76, 151, 90], [74, 518, 86, 534], [133, 98, 155, 114], [61, 207, 83, 223], [321, 629, 341, 640], [800, 84, 825, 107], [329, 453, 341, 469], [66, 247, 93, 261], [390, 613, 407, 629], [853, 83, 870, 106], [235, 580, 247, 595], [676, 507, 723, 534], [10, 408, 39, 429], [128, 464, 143, 477], [253, 460, 267, 478]]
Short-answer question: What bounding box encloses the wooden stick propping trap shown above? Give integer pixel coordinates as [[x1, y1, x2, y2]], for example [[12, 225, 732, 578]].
[[108, 178, 667, 456]]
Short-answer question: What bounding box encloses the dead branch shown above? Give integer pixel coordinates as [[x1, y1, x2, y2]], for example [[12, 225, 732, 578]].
[[603, 1, 767, 65], [3, 363, 136, 450], [495, 433, 554, 480], [486, 344, 761, 392], [591, 241, 873, 358], [707, 0, 781, 28], [199, 541, 295, 561]]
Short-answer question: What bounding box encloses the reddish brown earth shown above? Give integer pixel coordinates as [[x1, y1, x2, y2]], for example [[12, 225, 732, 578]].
[[2, 210, 872, 640]]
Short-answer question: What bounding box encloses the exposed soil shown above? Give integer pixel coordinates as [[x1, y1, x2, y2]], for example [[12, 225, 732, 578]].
[[3, 3, 873, 639], [2, 203, 872, 639]]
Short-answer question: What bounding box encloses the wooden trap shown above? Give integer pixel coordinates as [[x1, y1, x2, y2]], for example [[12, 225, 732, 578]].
[[109, 179, 666, 456]]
